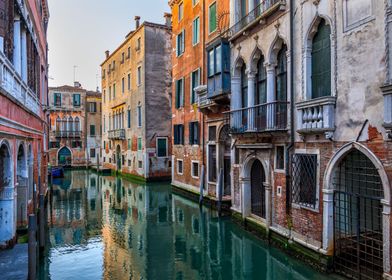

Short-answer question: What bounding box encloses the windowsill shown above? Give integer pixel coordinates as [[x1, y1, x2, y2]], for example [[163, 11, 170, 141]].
[[177, 172, 183, 176], [291, 202, 319, 213], [191, 176, 199, 179], [208, 181, 217, 185], [274, 169, 285, 174]]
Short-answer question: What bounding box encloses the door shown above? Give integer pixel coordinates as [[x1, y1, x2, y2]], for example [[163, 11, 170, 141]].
[[250, 159, 266, 219], [58, 147, 72, 166], [333, 150, 384, 280]]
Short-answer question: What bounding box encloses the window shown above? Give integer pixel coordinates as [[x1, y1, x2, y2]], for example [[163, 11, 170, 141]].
[[137, 137, 142, 151], [192, 0, 199, 6], [122, 77, 125, 94], [191, 161, 199, 178], [256, 55, 267, 105], [192, 17, 200, 45], [276, 45, 287, 102], [49, 141, 60, 149], [174, 124, 184, 145], [137, 66, 142, 86], [189, 122, 199, 145], [176, 30, 185, 56], [157, 138, 168, 157], [73, 94, 81, 107], [127, 109, 131, 128], [54, 93, 61, 106], [191, 69, 200, 104], [292, 154, 318, 209], [175, 78, 184, 108], [109, 86, 111, 100], [241, 64, 248, 108], [177, 159, 183, 175], [90, 148, 96, 158], [136, 37, 141, 51], [209, 2, 217, 33], [90, 125, 96, 136], [112, 61, 116, 70], [208, 145, 217, 182], [128, 139, 131, 149], [138, 160, 143, 169], [113, 84, 116, 98], [240, 0, 247, 18], [137, 106, 142, 127], [103, 90, 106, 103], [208, 126, 216, 141], [128, 73, 131, 91], [128, 160, 131, 166], [88, 102, 97, 113], [311, 19, 331, 99], [72, 141, 82, 148], [275, 146, 285, 171], [127, 47, 131, 59], [178, 2, 183, 21], [121, 52, 125, 63]]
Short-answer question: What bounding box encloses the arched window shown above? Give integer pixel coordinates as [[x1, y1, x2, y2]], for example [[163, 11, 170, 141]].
[[276, 45, 287, 101], [62, 117, 67, 132], [74, 117, 80, 132], [56, 117, 61, 131], [241, 64, 248, 108], [256, 55, 267, 105], [311, 19, 331, 99], [68, 116, 73, 132]]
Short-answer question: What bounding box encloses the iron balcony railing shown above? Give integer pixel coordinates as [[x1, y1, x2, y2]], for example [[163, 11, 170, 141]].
[[55, 131, 82, 138], [0, 51, 40, 116], [225, 101, 288, 133], [228, 0, 283, 38], [108, 129, 126, 140]]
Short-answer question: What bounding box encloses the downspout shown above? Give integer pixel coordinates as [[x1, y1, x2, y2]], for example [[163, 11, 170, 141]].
[[202, 0, 206, 170], [285, 0, 295, 215]]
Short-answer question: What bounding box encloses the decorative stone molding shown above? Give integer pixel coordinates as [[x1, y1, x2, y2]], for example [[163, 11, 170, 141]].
[[381, 84, 392, 139]]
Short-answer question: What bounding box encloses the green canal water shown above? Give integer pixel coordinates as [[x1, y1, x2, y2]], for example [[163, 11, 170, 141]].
[[38, 170, 338, 280]]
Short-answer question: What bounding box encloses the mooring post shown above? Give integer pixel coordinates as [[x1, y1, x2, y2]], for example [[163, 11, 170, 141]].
[[39, 194, 45, 248], [28, 214, 37, 280], [217, 168, 223, 216], [199, 165, 205, 207]]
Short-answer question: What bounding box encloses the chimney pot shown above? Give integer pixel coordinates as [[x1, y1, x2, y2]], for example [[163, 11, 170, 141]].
[[135, 16, 140, 29], [105, 50, 110, 58], [74, 81, 81, 88], [164, 13, 172, 27]]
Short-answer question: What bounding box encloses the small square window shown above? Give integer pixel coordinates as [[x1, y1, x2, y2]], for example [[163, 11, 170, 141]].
[[177, 159, 183, 175], [275, 146, 285, 171], [128, 160, 131, 166], [208, 126, 216, 141], [191, 161, 199, 178], [138, 160, 143, 169]]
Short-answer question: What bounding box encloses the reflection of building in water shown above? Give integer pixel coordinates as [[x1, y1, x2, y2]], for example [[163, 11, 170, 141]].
[[101, 177, 173, 279], [48, 171, 102, 246]]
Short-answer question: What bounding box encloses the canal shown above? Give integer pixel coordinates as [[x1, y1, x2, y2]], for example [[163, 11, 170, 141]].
[[39, 170, 337, 280]]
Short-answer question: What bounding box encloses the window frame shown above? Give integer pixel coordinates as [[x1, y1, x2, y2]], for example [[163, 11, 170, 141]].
[[176, 30, 185, 57], [137, 106, 142, 127], [190, 68, 200, 104], [274, 145, 286, 172], [177, 159, 183, 175], [137, 66, 142, 86], [175, 78, 184, 109], [192, 17, 200, 46], [178, 2, 184, 22], [73, 93, 81, 107], [208, 2, 217, 34], [90, 124, 96, 137], [191, 160, 200, 179], [137, 137, 142, 151], [156, 137, 168, 158]]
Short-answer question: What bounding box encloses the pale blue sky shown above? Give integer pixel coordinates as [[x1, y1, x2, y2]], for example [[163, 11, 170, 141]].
[[48, 0, 170, 91]]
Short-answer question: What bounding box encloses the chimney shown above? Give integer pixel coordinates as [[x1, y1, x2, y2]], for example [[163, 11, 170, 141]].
[[135, 16, 140, 29], [105, 50, 110, 58], [74, 81, 81, 88], [164, 13, 172, 27]]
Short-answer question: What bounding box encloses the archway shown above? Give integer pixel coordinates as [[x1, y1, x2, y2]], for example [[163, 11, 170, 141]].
[[218, 125, 231, 196], [58, 146, 72, 166], [27, 144, 34, 201], [250, 159, 266, 219], [0, 141, 14, 243], [116, 145, 121, 171], [333, 149, 384, 279], [17, 144, 28, 228]]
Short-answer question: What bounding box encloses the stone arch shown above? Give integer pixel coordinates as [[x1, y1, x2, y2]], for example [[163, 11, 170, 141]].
[[16, 142, 28, 228], [27, 144, 34, 200], [249, 46, 266, 74], [232, 55, 247, 77], [268, 34, 289, 65], [322, 142, 391, 274], [57, 146, 72, 166], [0, 139, 13, 190], [305, 14, 334, 46]]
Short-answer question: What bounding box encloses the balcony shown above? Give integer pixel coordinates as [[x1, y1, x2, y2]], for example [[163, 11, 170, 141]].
[[108, 129, 126, 140], [228, 0, 286, 40], [0, 51, 40, 116], [296, 96, 336, 139], [225, 101, 288, 134], [55, 131, 82, 138]]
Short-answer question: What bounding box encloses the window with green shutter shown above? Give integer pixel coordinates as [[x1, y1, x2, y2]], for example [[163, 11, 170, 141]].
[[138, 137, 142, 151], [157, 138, 168, 157], [90, 125, 95, 136], [54, 93, 61, 106], [189, 122, 199, 145], [175, 79, 184, 108], [191, 69, 200, 104], [311, 20, 331, 99], [73, 94, 81, 107], [209, 3, 217, 33]]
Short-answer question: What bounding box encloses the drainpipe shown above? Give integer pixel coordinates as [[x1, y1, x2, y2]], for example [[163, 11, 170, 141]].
[[285, 0, 295, 215], [202, 0, 206, 181]]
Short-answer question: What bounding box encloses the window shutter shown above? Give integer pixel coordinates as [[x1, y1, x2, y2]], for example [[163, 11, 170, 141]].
[[127, 110, 131, 128], [181, 30, 185, 54], [194, 122, 199, 144], [189, 123, 194, 144]]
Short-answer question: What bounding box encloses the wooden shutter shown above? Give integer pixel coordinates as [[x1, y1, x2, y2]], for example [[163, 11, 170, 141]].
[[189, 122, 194, 144]]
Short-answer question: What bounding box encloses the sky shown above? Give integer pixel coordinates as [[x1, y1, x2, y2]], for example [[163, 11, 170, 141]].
[[48, 0, 170, 91]]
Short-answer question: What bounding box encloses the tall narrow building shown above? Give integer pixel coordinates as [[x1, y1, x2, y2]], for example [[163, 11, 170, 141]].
[[0, 0, 49, 247], [101, 16, 172, 181]]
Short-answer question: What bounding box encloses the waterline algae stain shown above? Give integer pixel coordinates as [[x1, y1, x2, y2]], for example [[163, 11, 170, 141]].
[[39, 170, 336, 279]]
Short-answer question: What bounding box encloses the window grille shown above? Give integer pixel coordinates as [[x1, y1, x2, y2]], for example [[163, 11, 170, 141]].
[[292, 154, 318, 208]]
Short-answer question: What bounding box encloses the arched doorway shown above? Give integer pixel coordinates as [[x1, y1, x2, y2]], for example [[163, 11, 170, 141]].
[[219, 125, 231, 196], [333, 149, 384, 279], [116, 145, 121, 171], [17, 144, 28, 228], [0, 142, 13, 243], [250, 159, 266, 219], [58, 147, 72, 166], [27, 144, 34, 201]]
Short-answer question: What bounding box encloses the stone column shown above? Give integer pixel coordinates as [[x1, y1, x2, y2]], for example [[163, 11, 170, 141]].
[[21, 27, 27, 83], [13, 17, 22, 75], [247, 71, 256, 131], [322, 188, 334, 255], [264, 182, 271, 231], [240, 177, 251, 218], [382, 200, 391, 274], [231, 76, 242, 130], [265, 63, 276, 129]]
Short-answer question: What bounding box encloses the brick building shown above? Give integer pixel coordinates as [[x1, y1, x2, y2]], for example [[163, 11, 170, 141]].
[[48, 83, 102, 168], [0, 0, 49, 247], [101, 16, 172, 181]]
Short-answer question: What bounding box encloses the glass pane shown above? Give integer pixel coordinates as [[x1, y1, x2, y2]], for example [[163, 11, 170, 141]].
[[215, 46, 222, 73], [209, 3, 216, 33], [208, 50, 214, 76]]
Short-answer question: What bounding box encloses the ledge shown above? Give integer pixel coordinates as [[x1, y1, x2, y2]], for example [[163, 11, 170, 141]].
[[296, 96, 336, 110]]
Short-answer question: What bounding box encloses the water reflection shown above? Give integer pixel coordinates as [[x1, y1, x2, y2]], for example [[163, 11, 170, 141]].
[[40, 171, 334, 280]]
